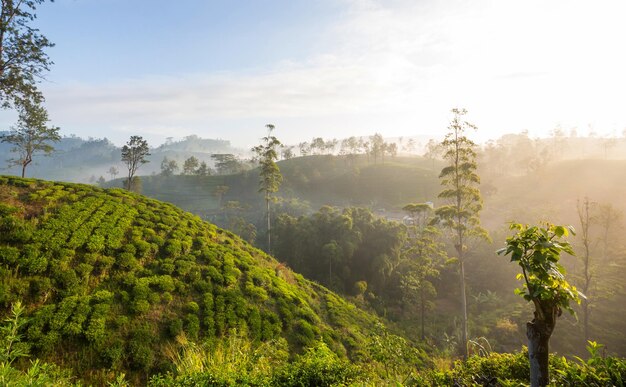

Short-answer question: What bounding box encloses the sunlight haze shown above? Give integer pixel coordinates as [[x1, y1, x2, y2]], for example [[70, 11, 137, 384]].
[[2, 0, 625, 147]]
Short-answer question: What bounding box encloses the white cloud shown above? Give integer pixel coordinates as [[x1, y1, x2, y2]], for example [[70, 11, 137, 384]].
[[25, 0, 626, 147]]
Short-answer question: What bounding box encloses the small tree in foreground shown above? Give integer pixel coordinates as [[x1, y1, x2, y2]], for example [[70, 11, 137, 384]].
[[497, 223, 583, 387], [121, 135, 150, 191]]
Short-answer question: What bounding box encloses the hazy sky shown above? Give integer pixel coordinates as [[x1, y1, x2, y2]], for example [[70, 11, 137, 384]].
[[2, 0, 625, 148]]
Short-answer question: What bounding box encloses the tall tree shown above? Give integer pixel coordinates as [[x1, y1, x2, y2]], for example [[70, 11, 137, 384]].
[[369, 133, 384, 163], [433, 108, 489, 359], [401, 202, 445, 340], [121, 135, 150, 191], [0, 0, 54, 109], [108, 166, 119, 180], [576, 197, 593, 343], [596, 203, 622, 262], [497, 223, 582, 387], [252, 124, 282, 254], [182, 156, 199, 175], [0, 99, 59, 177]]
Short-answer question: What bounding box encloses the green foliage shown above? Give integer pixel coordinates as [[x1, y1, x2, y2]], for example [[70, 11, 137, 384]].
[[0, 176, 383, 383], [434, 108, 489, 245], [1, 100, 61, 178], [364, 323, 430, 382], [0, 0, 54, 110], [497, 223, 582, 315], [0, 301, 76, 386], [252, 124, 283, 199], [151, 332, 289, 386], [273, 206, 406, 302], [272, 342, 361, 387], [414, 345, 626, 386], [0, 301, 30, 365]]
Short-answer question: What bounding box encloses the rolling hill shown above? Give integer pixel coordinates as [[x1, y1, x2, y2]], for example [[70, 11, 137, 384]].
[[0, 175, 411, 383], [137, 155, 442, 219]]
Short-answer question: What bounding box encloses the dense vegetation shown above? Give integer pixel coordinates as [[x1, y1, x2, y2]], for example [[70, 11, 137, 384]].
[[2, 133, 626, 385], [136, 151, 626, 359], [0, 175, 429, 384]]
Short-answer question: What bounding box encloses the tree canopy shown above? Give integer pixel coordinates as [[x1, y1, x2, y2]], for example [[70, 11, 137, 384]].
[[0, 0, 54, 109]]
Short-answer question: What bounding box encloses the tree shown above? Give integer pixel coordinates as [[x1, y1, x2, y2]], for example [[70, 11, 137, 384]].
[[160, 156, 178, 176], [596, 203, 622, 261], [402, 202, 445, 340], [108, 166, 119, 180], [212, 185, 229, 208], [182, 156, 199, 175], [281, 145, 295, 160], [0, 99, 59, 177], [497, 223, 582, 387], [252, 123, 282, 254], [576, 197, 593, 343], [121, 135, 150, 191], [424, 139, 442, 169], [197, 161, 210, 176], [211, 154, 243, 175], [368, 133, 384, 163], [0, 0, 54, 109], [433, 108, 489, 359]]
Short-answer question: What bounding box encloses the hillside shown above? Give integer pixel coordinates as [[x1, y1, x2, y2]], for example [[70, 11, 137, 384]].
[[138, 155, 442, 218], [135, 156, 626, 357], [0, 176, 399, 383]]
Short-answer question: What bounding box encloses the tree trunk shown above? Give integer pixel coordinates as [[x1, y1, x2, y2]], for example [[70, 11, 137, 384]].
[[527, 308, 556, 387], [266, 197, 271, 254], [460, 258, 468, 359], [420, 292, 425, 340]]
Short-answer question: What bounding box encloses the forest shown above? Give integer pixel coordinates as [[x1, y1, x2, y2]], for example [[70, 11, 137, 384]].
[[2, 0, 626, 385], [1, 125, 626, 385]]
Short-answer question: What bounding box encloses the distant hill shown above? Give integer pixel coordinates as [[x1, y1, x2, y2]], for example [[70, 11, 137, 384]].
[[138, 155, 442, 220], [0, 134, 242, 183], [0, 176, 391, 381]]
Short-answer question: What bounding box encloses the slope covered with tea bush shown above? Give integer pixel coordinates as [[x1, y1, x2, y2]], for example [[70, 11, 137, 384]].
[[0, 175, 413, 382]]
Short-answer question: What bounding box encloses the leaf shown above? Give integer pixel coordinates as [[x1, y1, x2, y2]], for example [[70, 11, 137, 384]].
[[554, 225, 566, 237]]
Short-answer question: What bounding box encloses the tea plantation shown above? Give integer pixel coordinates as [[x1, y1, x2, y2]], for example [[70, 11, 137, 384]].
[[0, 176, 420, 384]]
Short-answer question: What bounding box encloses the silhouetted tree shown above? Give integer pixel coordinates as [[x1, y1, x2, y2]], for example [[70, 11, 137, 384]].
[[121, 136, 150, 191]]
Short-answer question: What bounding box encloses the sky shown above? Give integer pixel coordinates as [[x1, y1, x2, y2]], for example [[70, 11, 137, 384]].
[[2, 0, 626, 148]]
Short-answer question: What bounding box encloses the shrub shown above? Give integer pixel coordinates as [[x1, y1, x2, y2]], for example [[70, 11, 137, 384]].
[[272, 342, 361, 387]]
